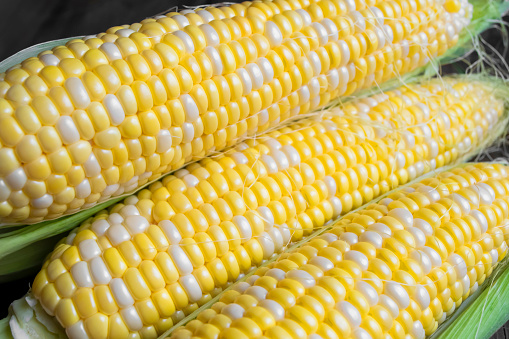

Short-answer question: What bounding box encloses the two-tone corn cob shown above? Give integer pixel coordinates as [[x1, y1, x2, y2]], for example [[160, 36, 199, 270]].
[[0, 0, 472, 224], [24, 78, 504, 339], [168, 162, 509, 339]]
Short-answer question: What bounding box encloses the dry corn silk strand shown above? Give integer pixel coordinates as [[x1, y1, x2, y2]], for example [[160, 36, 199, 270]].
[[2, 75, 507, 339], [0, 0, 477, 225]]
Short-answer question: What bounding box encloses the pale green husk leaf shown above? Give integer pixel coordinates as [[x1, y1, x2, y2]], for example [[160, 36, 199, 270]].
[[430, 256, 509, 339]]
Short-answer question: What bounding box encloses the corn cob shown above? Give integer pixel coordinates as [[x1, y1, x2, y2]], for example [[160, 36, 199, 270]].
[[0, 0, 472, 224], [168, 162, 509, 339], [22, 78, 503, 339]]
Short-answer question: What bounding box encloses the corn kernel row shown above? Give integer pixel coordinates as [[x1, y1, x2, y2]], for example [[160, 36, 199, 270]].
[[0, 0, 472, 223], [29, 78, 503, 339], [168, 162, 509, 339]]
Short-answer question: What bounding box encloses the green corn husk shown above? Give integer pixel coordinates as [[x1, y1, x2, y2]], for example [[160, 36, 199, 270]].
[[0, 196, 124, 282], [0, 0, 507, 282], [431, 250, 509, 339], [0, 294, 66, 339], [427, 0, 509, 67]]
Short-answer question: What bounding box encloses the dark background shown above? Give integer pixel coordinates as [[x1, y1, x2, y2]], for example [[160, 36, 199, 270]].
[[0, 0, 210, 61], [1, 0, 509, 337]]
